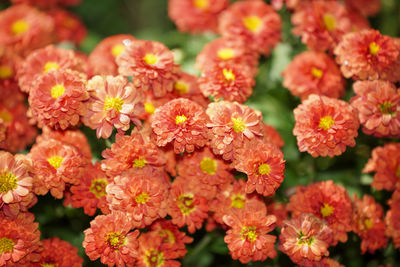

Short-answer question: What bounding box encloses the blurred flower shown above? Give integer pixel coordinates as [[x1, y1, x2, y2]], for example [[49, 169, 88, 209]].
[[266, 200, 288, 228], [11, 0, 82, 7], [344, 0, 381, 17], [34, 237, 83, 267], [260, 122, 284, 148], [385, 189, 400, 248]]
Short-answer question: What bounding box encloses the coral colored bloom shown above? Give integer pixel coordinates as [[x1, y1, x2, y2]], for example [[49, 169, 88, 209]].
[[363, 143, 400, 191], [168, 0, 229, 33], [83, 75, 144, 139], [279, 213, 334, 266], [152, 98, 210, 154], [283, 51, 345, 100], [34, 237, 83, 267], [287, 180, 353, 245], [293, 94, 359, 157], [334, 29, 400, 82], [223, 208, 277, 264], [83, 212, 139, 267], [70, 162, 111, 216], [260, 122, 284, 148], [344, 0, 381, 17], [218, 0, 281, 56], [206, 101, 263, 161], [352, 194, 388, 254], [172, 70, 210, 108], [385, 189, 400, 248], [116, 40, 178, 98], [351, 80, 400, 138]]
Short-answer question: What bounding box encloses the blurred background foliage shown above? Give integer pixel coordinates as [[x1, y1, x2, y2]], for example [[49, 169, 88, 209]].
[[2, 0, 400, 266]]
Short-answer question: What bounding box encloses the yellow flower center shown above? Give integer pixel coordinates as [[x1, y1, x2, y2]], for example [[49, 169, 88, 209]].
[[50, 84, 66, 99], [369, 42, 380, 56], [231, 117, 246, 133], [133, 158, 147, 168], [89, 179, 108, 198], [217, 48, 235, 60], [200, 157, 217, 175], [143, 53, 158, 65], [311, 67, 323, 78], [0, 110, 12, 123], [178, 194, 196, 215], [135, 192, 150, 204], [159, 229, 175, 244], [222, 68, 235, 81], [320, 203, 334, 217], [143, 102, 155, 115], [243, 16, 262, 32], [0, 237, 14, 253], [319, 116, 335, 130], [297, 231, 315, 246], [378, 101, 395, 115], [174, 81, 189, 95], [0, 66, 13, 80], [258, 163, 271, 175], [111, 44, 125, 57], [144, 249, 165, 267], [364, 218, 373, 230], [0, 172, 17, 193], [43, 62, 60, 74], [106, 232, 125, 250], [175, 114, 187, 124], [322, 14, 336, 31], [241, 226, 258, 242], [104, 96, 124, 112], [11, 20, 29, 35], [47, 156, 63, 169], [230, 194, 245, 209], [193, 0, 209, 10], [41, 263, 55, 267]]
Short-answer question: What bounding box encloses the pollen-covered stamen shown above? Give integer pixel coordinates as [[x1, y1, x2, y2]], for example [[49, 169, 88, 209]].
[[369, 42, 380, 56], [143, 53, 158, 65], [0, 237, 14, 253], [243, 16, 262, 32], [43, 62, 60, 74], [0, 66, 13, 80], [178, 194, 196, 215], [11, 19, 29, 35], [231, 117, 246, 133], [297, 231, 315, 246], [311, 67, 323, 79], [111, 44, 125, 57], [133, 158, 147, 168], [318, 115, 335, 130], [106, 232, 125, 250], [174, 81, 189, 95], [50, 84, 66, 99], [230, 194, 245, 209], [241, 226, 258, 242], [0, 110, 12, 123], [222, 68, 235, 81], [320, 203, 334, 217], [200, 157, 217, 175], [144, 249, 165, 267], [104, 96, 124, 112], [217, 48, 235, 60], [144, 102, 156, 114], [363, 218, 373, 230], [135, 192, 150, 204], [258, 163, 271, 175], [175, 114, 187, 124], [41, 263, 56, 267], [89, 179, 108, 198], [322, 14, 336, 31], [378, 101, 396, 115], [0, 171, 17, 193], [47, 155, 64, 169], [159, 229, 175, 244]]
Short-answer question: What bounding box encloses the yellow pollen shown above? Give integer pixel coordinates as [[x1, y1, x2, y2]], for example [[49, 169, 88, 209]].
[[175, 114, 187, 124], [0, 237, 14, 253], [43, 62, 60, 74], [106, 232, 125, 250], [135, 192, 150, 204], [41, 263, 55, 267], [89, 179, 108, 198], [378, 101, 395, 115], [320, 203, 334, 217], [369, 42, 380, 56], [143, 53, 158, 65], [258, 163, 271, 175], [50, 84, 65, 99], [231, 194, 245, 209], [0, 66, 13, 80], [319, 116, 335, 130], [47, 155, 63, 169], [241, 226, 258, 242], [11, 20, 29, 35], [178, 194, 196, 215], [200, 157, 217, 175], [111, 44, 125, 57], [243, 16, 262, 32], [297, 231, 315, 246], [364, 218, 373, 230], [133, 158, 146, 168], [217, 48, 235, 60], [0, 110, 12, 123], [145, 249, 165, 267], [222, 68, 235, 81], [174, 81, 189, 95], [311, 67, 323, 78], [193, 0, 209, 9], [0, 172, 17, 193], [322, 14, 336, 31], [104, 96, 124, 112], [231, 117, 246, 133], [159, 229, 176, 244], [144, 102, 155, 114]]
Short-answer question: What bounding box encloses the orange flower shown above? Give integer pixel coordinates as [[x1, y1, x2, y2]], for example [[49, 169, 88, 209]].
[[206, 101, 263, 161], [283, 51, 345, 100], [152, 98, 210, 154], [279, 213, 334, 266], [116, 40, 178, 98], [0, 5, 54, 56], [287, 180, 353, 245], [223, 207, 277, 264], [260, 122, 284, 148], [344, 0, 381, 17], [83, 75, 144, 139], [293, 94, 359, 157], [363, 143, 400, 191], [218, 0, 281, 56], [334, 29, 400, 82], [385, 189, 400, 248], [34, 237, 83, 267], [352, 194, 388, 254], [351, 80, 400, 138], [83, 212, 139, 267]]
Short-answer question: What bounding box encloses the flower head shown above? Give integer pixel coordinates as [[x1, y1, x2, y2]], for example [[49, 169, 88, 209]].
[[344, 0, 381, 17], [385, 189, 400, 248], [260, 122, 284, 148], [35, 237, 83, 267]]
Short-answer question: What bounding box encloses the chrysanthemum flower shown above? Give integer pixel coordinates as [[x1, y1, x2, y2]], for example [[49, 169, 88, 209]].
[[101, 130, 166, 177], [83, 212, 139, 267], [199, 62, 255, 103], [168, 0, 229, 33], [116, 40, 178, 98], [260, 122, 284, 148], [234, 139, 285, 196], [279, 213, 334, 267], [34, 237, 83, 267], [283, 51, 345, 100], [293, 94, 359, 158], [70, 162, 111, 216], [0, 5, 54, 56], [139, 91, 174, 121], [287, 180, 353, 244], [152, 98, 210, 154], [0, 212, 41, 266], [0, 49, 19, 88], [207, 101, 263, 161], [334, 29, 400, 82], [352, 194, 388, 254], [344, 0, 381, 17], [362, 143, 400, 191], [29, 138, 87, 199], [218, 0, 281, 56], [385, 189, 400, 248], [83, 75, 144, 139], [223, 207, 277, 264], [351, 80, 400, 138]]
